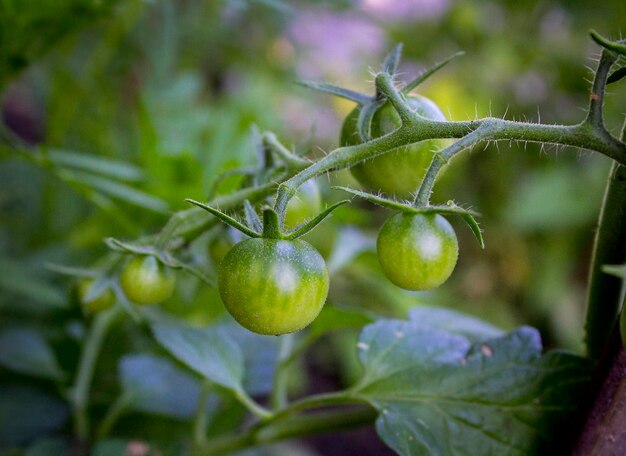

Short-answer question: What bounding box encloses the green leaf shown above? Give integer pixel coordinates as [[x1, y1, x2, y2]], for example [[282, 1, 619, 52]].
[[47, 149, 143, 182], [297, 81, 372, 105], [0, 259, 66, 308], [408, 307, 503, 343], [152, 323, 244, 392], [308, 305, 374, 341], [120, 354, 218, 420], [381, 44, 403, 75], [244, 200, 263, 233], [357, 100, 385, 142], [0, 328, 64, 380], [351, 320, 591, 455], [59, 169, 169, 213], [460, 210, 485, 249], [0, 385, 68, 448]]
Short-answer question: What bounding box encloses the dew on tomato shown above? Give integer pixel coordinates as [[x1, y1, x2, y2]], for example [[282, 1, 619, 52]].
[[218, 238, 329, 335], [341, 95, 448, 197], [376, 212, 458, 291]]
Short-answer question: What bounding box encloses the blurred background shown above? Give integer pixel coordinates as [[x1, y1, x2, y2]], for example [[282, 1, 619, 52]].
[[1, 0, 626, 454]]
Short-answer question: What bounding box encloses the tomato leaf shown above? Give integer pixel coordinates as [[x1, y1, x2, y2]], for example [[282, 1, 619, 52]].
[[119, 354, 219, 420], [152, 323, 245, 393], [408, 307, 503, 343], [0, 328, 65, 380], [297, 80, 372, 105], [46, 148, 143, 182], [185, 199, 262, 238], [350, 319, 591, 456], [357, 100, 385, 142], [0, 385, 68, 447]]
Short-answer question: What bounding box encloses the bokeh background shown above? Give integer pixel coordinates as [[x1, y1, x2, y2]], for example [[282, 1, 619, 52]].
[[1, 0, 626, 454]]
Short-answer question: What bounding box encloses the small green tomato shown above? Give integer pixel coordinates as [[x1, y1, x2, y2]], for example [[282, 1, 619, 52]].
[[120, 256, 176, 305], [341, 95, 447, 197], [218, 238, 329, 335], [377, 213, 458, 291], [77, 279, 114, 312]]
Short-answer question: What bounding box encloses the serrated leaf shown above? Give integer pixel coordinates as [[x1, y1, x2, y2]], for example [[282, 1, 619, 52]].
[[408, 307, 503, 343], [0, 328, 64, 380], [297, 81, 372, 105], [119, 354, 218, 420], [47, 149, 143, 182], [60, 169, 169, 213], [607, 66, 626, 84], [152, 323, 244, 392], [0, 385, 69, 447], [381, 44, 403, 74], [351, 321, 591, 456]]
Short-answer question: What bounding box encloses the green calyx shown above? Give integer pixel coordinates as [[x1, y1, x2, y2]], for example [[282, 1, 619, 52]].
[[186, 197, 349, 241], [334, 186, 484, 249]]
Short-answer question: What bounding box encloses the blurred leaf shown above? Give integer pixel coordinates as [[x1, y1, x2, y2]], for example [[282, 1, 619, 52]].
[[152, 323, 244, 392], [607, 66, 626, 85], [381, 43, 403, 75], [59, 169, 169, 214], [327, 226, 375, 273], [119, 354, 218, 420], [408, 307, 503, 343], [351, 321, 590, 455], [24, 438, 69, 456], [0, 385, 68, 448], [0, 260, 66, 308], [0, 328, 64, 380], [221, 323, 280, 395], [505, 165, 605, 231], [47, 149, 143, 182]]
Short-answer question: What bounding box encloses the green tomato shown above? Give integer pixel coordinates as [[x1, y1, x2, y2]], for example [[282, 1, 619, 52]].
[[284, 179, 322, 229], [77, 279, 114, 312], [120, 256, 176, 305], [341, 95, 447, 197], [377, 213, 458, 291], [218, 238, 329, 335]]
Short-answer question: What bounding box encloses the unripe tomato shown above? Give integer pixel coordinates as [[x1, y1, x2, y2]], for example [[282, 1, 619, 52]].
[[120, 256, 176, 305], [341, 95, 447, 197], [377, 213, 458, 290], [77, 279, 114, 312], [218, 238, 329, 335], [283, 179, 322, 229]]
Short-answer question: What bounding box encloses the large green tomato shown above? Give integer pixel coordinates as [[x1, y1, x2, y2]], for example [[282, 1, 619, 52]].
[[341, 95, 447, 197], [218, 238, 329, 335], [120, 256, 176, 305], [77, 279, 114, 312], [377, 213, 458, 290]]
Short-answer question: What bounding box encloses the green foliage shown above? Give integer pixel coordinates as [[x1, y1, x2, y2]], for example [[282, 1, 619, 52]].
[[1, 0, 626, 454], [351, 316, 590, 455]]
